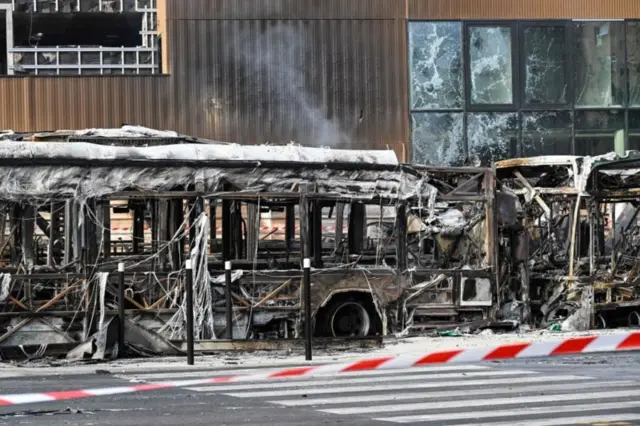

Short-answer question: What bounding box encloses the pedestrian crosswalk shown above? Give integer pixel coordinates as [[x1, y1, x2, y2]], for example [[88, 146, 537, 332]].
[[118, 364, 640, 425]]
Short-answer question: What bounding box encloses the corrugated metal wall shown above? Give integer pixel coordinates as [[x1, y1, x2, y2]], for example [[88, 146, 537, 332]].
[[167, 0, 405, 20], [408, 0, 640, 20], [0, 76, 169, 132], [162, 15, 408, 152]]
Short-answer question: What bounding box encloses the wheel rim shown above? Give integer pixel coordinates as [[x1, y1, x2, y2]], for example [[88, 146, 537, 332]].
[[329, 302, 371, 337]]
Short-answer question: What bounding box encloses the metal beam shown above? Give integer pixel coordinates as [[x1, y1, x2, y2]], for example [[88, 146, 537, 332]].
[[334, 202, 345, 255], [396, 202, 407, 271], [21, 205, 35, 271], [246, 203, 259, 262], [63, 200, 73, 265], [169, 199, 183, 270], [311, 201, 323, 268], [1, 4, 14, 75]]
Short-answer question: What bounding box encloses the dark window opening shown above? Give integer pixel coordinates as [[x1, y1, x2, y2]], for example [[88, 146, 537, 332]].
[[462, 278, 478, 301], [0, 11, 6, 75], [13, 12, 143, 47]]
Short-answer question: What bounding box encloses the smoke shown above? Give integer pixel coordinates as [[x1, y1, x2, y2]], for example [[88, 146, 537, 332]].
[[228, 23, 351, 147]]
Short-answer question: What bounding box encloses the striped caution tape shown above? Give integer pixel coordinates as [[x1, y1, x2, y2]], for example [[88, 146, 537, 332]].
[[1, 332, 639, 407], [34, 225, 349, 233], [108, 226, 347, 232]]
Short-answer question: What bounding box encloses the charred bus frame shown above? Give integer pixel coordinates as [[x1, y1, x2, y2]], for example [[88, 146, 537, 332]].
[[0, 134, 498, 354], [496, 152, 640, 330]]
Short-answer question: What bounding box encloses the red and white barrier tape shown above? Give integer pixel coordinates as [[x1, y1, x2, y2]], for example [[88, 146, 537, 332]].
[[1, 332, 639, 407], [109, 226, 348, 232]]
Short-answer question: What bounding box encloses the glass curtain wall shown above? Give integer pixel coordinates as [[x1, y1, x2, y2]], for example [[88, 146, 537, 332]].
[[409, 20, 639, 166]]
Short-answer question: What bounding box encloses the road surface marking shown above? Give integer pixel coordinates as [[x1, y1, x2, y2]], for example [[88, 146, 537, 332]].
[[274, 380, 634, 406], [320, 389, 640, 415], [375, 400, 640, 423], [212, 374, 586, 398], [449, 414, 640, 426], [185, 369, 535, 393]]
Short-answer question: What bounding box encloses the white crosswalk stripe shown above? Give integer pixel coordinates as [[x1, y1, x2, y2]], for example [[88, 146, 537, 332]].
[[118, 364, 640, 425], [0, 372, 24, 379]]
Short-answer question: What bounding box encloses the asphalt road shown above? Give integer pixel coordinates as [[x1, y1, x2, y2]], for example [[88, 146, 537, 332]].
[[1, 353, 640, 425]]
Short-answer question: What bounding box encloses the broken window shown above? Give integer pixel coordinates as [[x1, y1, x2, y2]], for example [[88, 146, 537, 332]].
[[468, 26, 513, 105], [575, 110, 625, 156], [522, 111, 572, 156], [411, 112, 465, 166], [523, 25, 568, 105], [574, 22, 625, 107], [409, 22, 463, 109], [11, 0, 144, 12], [6, 0, 159, 75], [13, 12, 143, 47], [467, 112, 517, 165]]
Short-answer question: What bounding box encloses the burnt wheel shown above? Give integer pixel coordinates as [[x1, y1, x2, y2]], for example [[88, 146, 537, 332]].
[[328, 301, 371, 337], [314, 294, 382, 337]]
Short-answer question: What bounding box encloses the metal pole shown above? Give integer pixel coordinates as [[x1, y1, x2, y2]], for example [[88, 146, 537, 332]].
[[303, 258, 312, 361], [117, 262, 125, 357], [185, 259, 194, 365], [225, 261, 233, 339]]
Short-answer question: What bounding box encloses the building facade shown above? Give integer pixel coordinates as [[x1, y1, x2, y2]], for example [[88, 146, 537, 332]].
[[1, 0, 640, 164]]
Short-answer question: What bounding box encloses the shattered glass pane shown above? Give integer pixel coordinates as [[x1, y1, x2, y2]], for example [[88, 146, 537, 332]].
[[469, 26, 513, 104], [575, 110, 624, 155], [467, 113, 517, 166], [522, 111, 572, 156], [411, 113, 464, 166], [409, 22, 463, 109], [574, 22, 624, 107], [523, 26, 567, 105], [627, 22, 640, 106]]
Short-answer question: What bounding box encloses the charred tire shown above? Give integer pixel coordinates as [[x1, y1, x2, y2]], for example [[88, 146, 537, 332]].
[[629, 311, 640, 327], [314, 294, 382, 337]]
